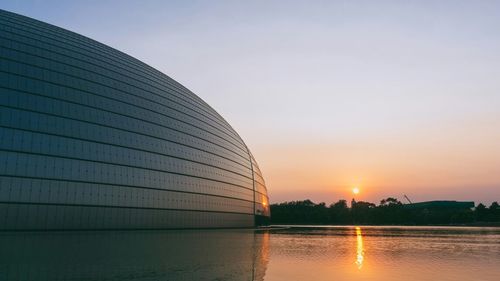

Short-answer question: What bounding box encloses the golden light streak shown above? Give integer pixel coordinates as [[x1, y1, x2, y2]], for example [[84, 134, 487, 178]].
[[355, 227, 364, 269]]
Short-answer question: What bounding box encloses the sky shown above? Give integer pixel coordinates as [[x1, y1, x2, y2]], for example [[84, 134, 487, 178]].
[[2, 1, 499, 205]]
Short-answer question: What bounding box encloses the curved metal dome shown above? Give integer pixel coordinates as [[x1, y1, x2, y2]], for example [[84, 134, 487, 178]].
[[0, 9, 269, 229]]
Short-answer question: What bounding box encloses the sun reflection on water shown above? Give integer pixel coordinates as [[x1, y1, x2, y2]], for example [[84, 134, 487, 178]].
[[355, 227, 364, 269]]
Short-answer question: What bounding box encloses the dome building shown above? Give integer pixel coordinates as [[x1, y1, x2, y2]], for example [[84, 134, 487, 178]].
[[0, 9, 270, 230]]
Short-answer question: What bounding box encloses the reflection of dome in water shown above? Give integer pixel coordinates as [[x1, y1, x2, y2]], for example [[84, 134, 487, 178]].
[[0, 9, 269, 229], [0, 230, 270, 280]]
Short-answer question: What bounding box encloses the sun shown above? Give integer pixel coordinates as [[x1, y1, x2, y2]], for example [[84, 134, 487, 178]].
[[352, 187, 360, 195]]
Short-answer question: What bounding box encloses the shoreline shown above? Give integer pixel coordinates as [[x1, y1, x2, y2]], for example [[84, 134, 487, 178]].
[[269, 222, 500, 227]]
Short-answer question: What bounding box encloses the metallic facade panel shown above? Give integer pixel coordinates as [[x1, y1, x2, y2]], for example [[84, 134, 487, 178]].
[[0, 9, 270, 229]]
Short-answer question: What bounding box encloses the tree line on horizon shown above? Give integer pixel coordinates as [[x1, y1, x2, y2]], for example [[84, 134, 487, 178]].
[[270, 198, 500, 225]]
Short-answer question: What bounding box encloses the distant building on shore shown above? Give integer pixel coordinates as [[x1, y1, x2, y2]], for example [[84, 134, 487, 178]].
[[403, 201, 475, 210]]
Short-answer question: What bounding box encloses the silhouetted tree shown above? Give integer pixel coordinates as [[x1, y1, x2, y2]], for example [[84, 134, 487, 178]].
[[485, 202, 500, 222], [475, 203, 488, 221], [329, 200, 350, 224], [270, 198, 499, 225], [490, 202, 499, 209], [377, 197, 406, 224], [380, 197, 402, 207], [351, 201, 376, 224], [270, 200, 330, 224]]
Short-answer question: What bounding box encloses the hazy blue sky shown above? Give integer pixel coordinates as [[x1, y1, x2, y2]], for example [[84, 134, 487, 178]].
[[3, 1, 500, 204]]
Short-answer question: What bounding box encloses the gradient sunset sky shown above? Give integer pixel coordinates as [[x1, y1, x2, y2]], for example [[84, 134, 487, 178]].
[[3, 1, 499, 205]]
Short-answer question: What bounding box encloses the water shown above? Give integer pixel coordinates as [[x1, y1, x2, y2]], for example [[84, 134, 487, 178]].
[[265, 226, 500, 281], [1, 226, 499, 280]]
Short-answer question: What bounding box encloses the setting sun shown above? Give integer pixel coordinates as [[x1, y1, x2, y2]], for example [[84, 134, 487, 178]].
[[352, 187, 360, 195]]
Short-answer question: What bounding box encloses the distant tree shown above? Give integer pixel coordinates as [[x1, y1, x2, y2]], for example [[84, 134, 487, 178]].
[[332, 199, 348, 209], [271, 198, 498, 226], [270, 199, 330, 224], [377, 197, 405, 224], [329, 200, 350, 224], [314, 202, 330, 224], [352, 201, 376, 224], [476, 203, 487, 211], [475, 203, 488, 221], [490, 202, 499, 210], [379, 197, 402, 207], [353, 201, 376, 209], [297, 199, 315, 207], [486, 202, 500, 222]]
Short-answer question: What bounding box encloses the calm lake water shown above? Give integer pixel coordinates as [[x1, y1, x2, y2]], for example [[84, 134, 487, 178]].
[[1, 226, 499, 280]]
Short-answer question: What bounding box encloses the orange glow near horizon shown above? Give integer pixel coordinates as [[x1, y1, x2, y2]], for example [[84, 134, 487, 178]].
[[255, 128, 500, 205]]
